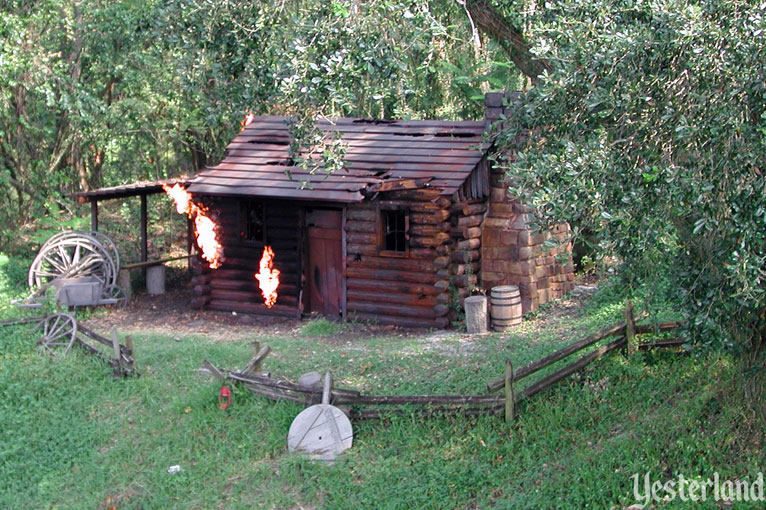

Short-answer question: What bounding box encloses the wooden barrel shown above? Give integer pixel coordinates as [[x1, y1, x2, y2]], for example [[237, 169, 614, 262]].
[[490, 285, 522, 331]]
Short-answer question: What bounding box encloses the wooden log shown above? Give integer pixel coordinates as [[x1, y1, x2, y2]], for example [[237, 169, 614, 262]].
[[435, 292, 450, 304], [240, 345, 271, 375], [453, 262, 481, 275], [346, 289, 437, 307], [504, 360, 514, 423], [349, 404, 502, 420], [434, 280, 449, 292], [517, 336, 627, 402], [462, 203, 487, 216], [347, 255, 439, 272], [77, 324, 118, 348], [433, 197, 452, 209], [228, 372, 360, 399], [335, 393, 503, 406], [409, 248, 440, 259], [457, 238, 481, 251], [457, 214, 484, 229], [410, 223, 450, 236], [244, 383, 305, 404], [193, 284, 211, 295], [434, 316, 449, 329], [125, 336, 135, 366], [452, 226, 482, 239], [634, 321, 682, 335], [409, 233, 450, 247], [346, 242, 378, 256], [452, 274, 477, 288], [625, 300, 636, 355], [346, 232, 377, 245], [389, 188, 441, 201], [486, 321, 627, 392], [0, 316, 45, 327], [412, 209, 450, 223], [347, 301, 435, 319], [346, 209, 377, 221], [376, 200, 439, 211], [322, 372, 332, 404], [111, 329, 123, 378], [345, 220, 377, 233], [433, 256, 450, 269], [121, 255, 193, 270], [451, 250, 480, 263], [346, 266, 437, 284], [346, 278, 441, 295], [200, 360, 227, 382], [433, 304, 449, 317]]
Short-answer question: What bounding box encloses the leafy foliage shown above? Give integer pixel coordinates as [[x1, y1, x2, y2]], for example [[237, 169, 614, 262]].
[[498, 0, 766, 358]]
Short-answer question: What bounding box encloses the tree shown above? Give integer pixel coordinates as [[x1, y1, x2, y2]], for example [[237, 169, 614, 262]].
[[497, 0, 765, 367]]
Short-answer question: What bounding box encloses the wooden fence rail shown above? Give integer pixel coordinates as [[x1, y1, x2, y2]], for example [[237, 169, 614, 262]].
[[201, 302, 684, 421]]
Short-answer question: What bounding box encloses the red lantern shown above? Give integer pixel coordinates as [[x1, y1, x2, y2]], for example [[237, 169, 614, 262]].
[[218, 386, 231, 410]]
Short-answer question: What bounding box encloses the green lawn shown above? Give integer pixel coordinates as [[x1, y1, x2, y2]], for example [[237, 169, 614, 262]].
[[0, 256, 762, 509]]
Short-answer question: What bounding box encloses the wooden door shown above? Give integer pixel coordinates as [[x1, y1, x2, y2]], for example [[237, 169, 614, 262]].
[[305, 209, 343, 317]]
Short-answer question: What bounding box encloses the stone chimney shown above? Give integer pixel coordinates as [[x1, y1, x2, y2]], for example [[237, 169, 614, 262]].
[[484, 91, 521, 131]]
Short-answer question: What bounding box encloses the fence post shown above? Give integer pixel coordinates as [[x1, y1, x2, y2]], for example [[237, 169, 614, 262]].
[[625, 300, 636, 355], [110, 329, 122, 377], [504, 360, 514, 422]]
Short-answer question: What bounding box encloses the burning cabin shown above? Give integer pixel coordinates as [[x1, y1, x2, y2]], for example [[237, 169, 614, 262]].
[[184, 94, 575, 328]]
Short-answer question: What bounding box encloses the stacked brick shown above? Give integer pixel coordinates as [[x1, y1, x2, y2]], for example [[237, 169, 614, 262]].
[[481, 92, 575, 313]]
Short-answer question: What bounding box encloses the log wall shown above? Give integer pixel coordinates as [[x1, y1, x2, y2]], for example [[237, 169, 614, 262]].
[[191, 196, 301, 317], [447, 198, 487, 323], [345, 188, 451, 328]]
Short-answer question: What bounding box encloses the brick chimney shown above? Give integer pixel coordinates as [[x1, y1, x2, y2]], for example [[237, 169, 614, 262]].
[[484, 91, 521, 131]]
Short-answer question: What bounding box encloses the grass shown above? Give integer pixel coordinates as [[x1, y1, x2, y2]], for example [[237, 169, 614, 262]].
[[0, 255, 762, 509]]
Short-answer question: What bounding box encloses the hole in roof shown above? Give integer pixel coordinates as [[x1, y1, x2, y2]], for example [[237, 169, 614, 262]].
[[265, 159, 295, 166], [391, 132, 425, 137], [247, 139, 289, 146], [352, 118, 397, 125], [434, 132, 476, 138]]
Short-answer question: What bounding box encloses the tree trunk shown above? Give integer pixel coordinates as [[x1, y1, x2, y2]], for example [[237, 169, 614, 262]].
[[466, 0, 550, 82]]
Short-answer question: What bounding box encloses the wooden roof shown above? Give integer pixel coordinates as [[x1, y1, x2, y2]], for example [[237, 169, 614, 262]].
[[187, 116, 488, 202], [71, 177, 190, 203]]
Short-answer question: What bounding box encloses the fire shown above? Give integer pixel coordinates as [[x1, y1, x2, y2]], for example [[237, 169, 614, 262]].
[[254, 246, 280, 308], [163, 184, 224, 269], [241, 112, 255, 129]]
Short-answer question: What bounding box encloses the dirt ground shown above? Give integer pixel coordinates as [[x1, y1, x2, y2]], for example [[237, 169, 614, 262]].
[[84, 275, 600, 343]]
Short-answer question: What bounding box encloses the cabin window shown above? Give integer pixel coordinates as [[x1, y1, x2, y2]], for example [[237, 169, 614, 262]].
[[380, 209, 409, 255], [240, 200, 265, 242]]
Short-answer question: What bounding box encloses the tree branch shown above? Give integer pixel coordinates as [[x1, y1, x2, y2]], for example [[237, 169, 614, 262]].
[[466, 0, 550, 82]]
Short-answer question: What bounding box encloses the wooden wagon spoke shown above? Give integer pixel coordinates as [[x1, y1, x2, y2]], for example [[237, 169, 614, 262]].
[[37, 313, 77, 356]]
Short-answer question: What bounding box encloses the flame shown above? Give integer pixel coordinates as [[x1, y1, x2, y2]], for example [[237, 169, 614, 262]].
[[241, 112, 255, 129], [254, 246, 280, 308], [163, 184, 224, 269]]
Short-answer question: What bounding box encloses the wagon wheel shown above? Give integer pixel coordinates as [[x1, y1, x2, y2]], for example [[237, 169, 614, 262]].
[[28, 236, 115, 293], [37, 313, 78, 356], [40, 231, 119, 284], [101, 284, 128, 308], [86, 231, 120, 275]]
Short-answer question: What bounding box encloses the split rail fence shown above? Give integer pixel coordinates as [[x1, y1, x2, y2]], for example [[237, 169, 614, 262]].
[[203, 302, 683, 421]]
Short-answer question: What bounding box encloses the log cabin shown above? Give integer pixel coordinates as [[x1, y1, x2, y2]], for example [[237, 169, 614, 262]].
[[184, 94, 575, 327], [72, 93, 575, 328]]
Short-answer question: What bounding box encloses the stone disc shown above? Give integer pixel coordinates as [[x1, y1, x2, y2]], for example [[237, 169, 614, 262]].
[[287, 404, 353, 461]]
